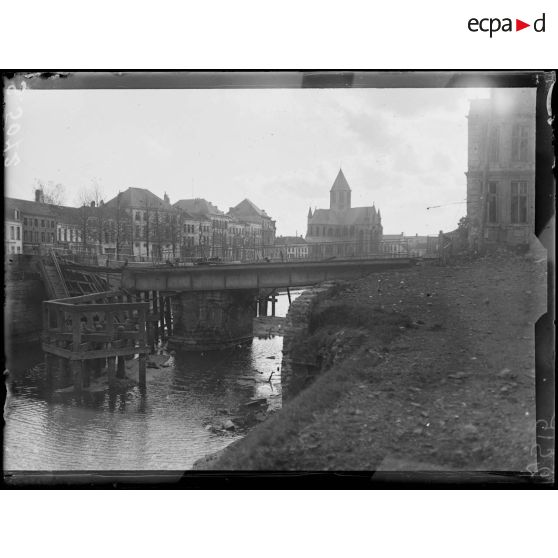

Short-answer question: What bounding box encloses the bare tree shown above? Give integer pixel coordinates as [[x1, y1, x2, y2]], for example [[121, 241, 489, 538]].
[[33, 179, 66, 206]]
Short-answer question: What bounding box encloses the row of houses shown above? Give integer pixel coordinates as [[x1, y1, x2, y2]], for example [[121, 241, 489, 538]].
[[5, 187, 277, 262]]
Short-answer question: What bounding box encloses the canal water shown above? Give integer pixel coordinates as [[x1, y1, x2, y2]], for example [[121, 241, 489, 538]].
[[4, 290, 303, 471]]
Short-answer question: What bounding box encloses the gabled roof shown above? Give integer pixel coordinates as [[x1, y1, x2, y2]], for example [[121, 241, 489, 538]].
[[228, 198, 270, 219], [330, 169, 351, 191], [275, 236, 308, 245], [173, 198, 225, 217], [57, 206, 87, 225], [308, 206, 378, 226], [5, 197, 58, 218], [105, 187, 171, 210]]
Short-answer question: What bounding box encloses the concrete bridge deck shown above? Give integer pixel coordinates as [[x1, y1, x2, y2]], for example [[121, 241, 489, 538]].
[[121, 257, 413, 292]]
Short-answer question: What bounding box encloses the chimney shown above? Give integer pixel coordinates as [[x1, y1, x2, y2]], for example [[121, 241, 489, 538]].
[[90, 201, 96, 208], [35, 189, 44, 203], [100, 200, 104, 206], [164, 192, 170, 204]]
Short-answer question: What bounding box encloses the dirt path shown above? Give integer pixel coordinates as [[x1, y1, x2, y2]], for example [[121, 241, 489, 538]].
[[199, 252, 547, 471]]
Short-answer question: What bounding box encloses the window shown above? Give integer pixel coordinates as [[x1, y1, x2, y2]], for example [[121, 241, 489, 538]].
[[487, 182, 498, 224], [24, 217, 27, 226], [136, 225, 141, 237], [512, 124, 529, 162], [41, 219, 45, 227], [24, 231, 28, 241], [51, 220, 54, 228], [50, 233, 54, 243], [135, 211, 140, 221], [41, 232, 45, 242], [16, 227, 20, 240], [11, 246, 15, 253], [17, 246, 21, 253], [64, 229, 67, 242], [511, 182, 528, 224], [488, 126, 500, 162], [10, 226, 14, 239], [34, 219, 38, 227]]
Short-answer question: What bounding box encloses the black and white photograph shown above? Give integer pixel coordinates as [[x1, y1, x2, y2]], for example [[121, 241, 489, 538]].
[[2, 71, 555, 484]]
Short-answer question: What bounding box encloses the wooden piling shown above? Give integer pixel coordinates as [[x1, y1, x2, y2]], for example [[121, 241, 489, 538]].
[[159, 295, 165, 340], [83, 360, 91, 388], [164, 297, 172, 336], [152, 291, 159, 343], [72, 360, 83, 393], [116, 356, 126, 379], [107, 356, 116, 386], [138, 354, 146, 388]]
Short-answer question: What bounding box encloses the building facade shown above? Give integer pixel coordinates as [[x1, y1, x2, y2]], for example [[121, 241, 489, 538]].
[[227, 199, 276, 260], [306, 169, 383, 257], [5, 203, 23, 255], [273, 236, 309, 260], [6, 191, 57, 254], [466, 89, 536, 249], [5, 188, 278, 263]]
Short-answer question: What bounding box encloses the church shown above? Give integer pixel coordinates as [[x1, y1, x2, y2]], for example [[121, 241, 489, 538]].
[[305, 169, 383, 257]]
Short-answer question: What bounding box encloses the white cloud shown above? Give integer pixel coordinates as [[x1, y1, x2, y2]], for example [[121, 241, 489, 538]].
[[5, 86, 490, 236]]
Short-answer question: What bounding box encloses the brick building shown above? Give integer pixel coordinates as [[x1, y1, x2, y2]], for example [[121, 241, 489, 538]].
[[466, 89, 536, 249], [227, 198, 276, 260]]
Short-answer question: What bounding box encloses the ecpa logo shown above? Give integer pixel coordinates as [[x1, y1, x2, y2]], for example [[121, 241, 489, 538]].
[[468, 13, 546, 37]]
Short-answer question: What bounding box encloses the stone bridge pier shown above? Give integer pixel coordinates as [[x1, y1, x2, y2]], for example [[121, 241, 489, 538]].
[[168, 289, 258, 351]]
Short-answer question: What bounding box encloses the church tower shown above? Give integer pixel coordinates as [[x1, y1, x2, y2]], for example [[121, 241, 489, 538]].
[[330, 168, 351, 211]]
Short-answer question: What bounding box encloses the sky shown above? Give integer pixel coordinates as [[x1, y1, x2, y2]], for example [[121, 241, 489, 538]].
[[5, 87, 490, 236]]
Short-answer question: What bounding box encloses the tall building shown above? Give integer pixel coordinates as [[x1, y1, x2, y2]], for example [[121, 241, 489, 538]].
[[227, 198, 276, 259], [466, 89, 536, 248], [306, 169, 383, 257]]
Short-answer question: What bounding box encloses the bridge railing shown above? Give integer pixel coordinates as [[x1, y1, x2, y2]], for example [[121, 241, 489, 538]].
[[42, 290, 149, 361]]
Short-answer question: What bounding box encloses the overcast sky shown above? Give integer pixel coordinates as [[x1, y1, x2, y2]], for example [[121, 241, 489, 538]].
[[5, 87, 490, 236]]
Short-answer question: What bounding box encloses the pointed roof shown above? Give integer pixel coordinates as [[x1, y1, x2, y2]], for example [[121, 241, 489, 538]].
[[308, 206, 313, 218], [228, 198, 270, 219], [105, 187, 171, 210], [330, 169, 351, 191], [174, 198, 225, 217]]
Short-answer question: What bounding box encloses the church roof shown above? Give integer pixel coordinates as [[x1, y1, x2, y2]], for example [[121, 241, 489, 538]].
[[308, 206, 377, 226], [330, 169, 351, 191]]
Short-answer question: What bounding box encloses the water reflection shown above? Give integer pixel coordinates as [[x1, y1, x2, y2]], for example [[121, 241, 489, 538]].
[[4, 290, 302, 471]]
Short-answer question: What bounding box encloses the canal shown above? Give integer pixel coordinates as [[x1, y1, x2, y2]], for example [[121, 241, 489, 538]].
[[4, 289, 303, 470]]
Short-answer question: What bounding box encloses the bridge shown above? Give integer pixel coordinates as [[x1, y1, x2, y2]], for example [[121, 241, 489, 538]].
[[121, 257, 412, 292], [121, 256, 413, 351]]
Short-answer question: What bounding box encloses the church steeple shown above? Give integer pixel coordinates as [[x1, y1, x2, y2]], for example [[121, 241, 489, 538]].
[[308, 206, 313, 219], [330, 168, 351, 210]]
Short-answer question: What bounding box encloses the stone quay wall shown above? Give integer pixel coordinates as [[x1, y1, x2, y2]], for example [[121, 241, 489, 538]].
[[280, 280, 341, 399], [5, 255, 46, 345]]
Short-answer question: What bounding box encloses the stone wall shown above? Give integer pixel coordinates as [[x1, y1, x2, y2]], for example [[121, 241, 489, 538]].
[[169, 289, 258, 351], [4, 254, 46, 345], [280, 281, 341, 399]]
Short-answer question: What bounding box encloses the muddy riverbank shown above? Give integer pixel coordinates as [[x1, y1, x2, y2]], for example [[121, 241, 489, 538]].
[[195, 249, 547, 471]]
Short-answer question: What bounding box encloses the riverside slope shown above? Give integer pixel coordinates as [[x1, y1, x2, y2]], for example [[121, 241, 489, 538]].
[[194, 249, 547, 472]]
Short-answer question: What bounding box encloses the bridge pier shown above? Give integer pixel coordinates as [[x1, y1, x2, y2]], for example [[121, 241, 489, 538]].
[[168, 289, 257, 351]]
